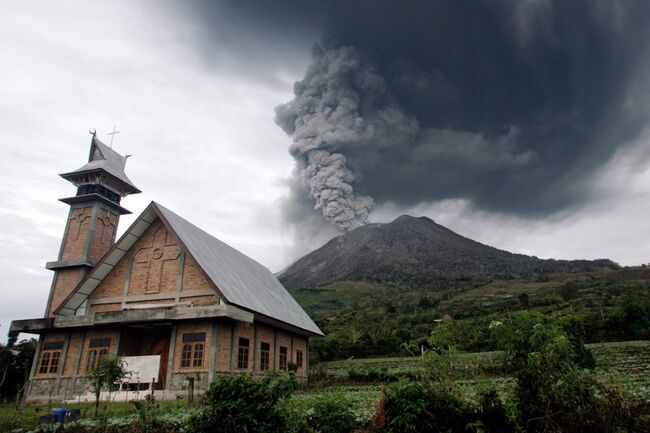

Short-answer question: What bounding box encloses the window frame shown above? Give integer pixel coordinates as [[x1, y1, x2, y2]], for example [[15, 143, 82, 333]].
[[38, 341, 64, 375], [86, 338, 111, 372], [237, 337, 250, 369], [296, 349, 303, 369], [180, 332, 206, 369], [279, 346, 288, 370], [260, 342, 270, 371]]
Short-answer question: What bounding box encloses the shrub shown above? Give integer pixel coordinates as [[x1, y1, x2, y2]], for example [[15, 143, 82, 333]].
[[496, 312, 629, 433], [186, 372, 295, 433], [471, 388, 516, 433], [307, 392, 356, 433], [376, 380, 470, 433]]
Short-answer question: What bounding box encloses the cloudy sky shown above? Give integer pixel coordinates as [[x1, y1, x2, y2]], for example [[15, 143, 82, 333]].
[[2, 0, 650, 339]]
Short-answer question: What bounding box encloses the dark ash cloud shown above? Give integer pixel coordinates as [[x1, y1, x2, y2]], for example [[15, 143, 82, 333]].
[[274, 0, 650, 229], [183, 0, 650, 231]]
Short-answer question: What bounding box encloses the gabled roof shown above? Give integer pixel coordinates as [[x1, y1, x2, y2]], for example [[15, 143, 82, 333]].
[[60, 134, 140, 194], [56, 202, 323, 336]]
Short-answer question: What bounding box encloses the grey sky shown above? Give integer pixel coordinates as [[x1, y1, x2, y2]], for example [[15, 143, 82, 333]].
[[1, 1, 649, 340]]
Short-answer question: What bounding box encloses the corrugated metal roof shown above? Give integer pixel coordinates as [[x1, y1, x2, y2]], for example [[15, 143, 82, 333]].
[[62, 135, 140, 193], [156, 203, 323, 336], [56, 201, 322, 336]]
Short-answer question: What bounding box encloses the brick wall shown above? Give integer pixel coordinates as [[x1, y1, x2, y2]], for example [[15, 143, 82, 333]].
[[62, 331, 83, 377], [129, 220, 181, 296], [61, 206, 94, 261], [216, 321, 232, 373], [87, 217, 219, 311], [90, 252, 129, 300], [89, 303, 122, 314], [49, 269, 82, 315], [89, 207, 119, 262], [181, 256, 211, 292]]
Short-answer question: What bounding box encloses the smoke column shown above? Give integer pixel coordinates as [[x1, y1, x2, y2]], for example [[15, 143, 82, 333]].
[[275, 45, 417, 230], [273, 0, 650, 232]]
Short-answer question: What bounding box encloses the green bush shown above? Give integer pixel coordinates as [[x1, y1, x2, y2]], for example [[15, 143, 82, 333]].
[[187, 372, 295, 433], [471, 388, 516, 433], [377, 380, 470, 433], [307, 392, 356, 433], [496, 312, 629, 433]]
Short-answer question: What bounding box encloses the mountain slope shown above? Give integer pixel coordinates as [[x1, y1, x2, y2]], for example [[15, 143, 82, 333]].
[[279, 215, 617, 289]]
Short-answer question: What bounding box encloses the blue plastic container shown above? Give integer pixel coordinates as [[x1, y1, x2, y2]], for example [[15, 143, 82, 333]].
[[52, 407, 67, 423]]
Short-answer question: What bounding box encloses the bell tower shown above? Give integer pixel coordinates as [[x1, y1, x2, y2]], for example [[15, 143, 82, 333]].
[[44, 131, 140, 316]]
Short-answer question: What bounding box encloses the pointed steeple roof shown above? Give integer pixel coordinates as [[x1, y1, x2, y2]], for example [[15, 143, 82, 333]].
[[60, 133, 140, 195], [55, 202, 323, 336]]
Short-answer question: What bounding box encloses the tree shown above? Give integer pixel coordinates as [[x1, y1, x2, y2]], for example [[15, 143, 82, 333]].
[[494, 312, 627, 432], [86, 355, 129, 417], [0, 339, 36, 400]]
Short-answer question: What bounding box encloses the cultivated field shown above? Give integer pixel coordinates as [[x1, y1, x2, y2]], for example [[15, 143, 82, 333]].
[[297, 340, 650, 422], [2, 340, 648, 430]]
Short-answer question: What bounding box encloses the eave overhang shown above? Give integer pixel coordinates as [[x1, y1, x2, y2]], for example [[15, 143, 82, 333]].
[[10, 304, 253, 334], [59, 169, 141, 196], [59, 193, 132, 215]]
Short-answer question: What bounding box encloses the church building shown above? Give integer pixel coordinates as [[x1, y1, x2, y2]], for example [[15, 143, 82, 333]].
[[10, 133, 322, 402]]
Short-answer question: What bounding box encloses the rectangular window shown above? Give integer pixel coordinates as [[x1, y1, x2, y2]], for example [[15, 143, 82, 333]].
[[181, 332, 206, 368], [49, 351, 61, 373], [279, 346, 288, 370], [296, 350, 303, 368], [86, 338, 111, 372], [38, 341, 64, 375], [237, 337, 250, 369], [193, 343, 204, 367], [260, 342, 270, 371], [38, 352, 51, 374]]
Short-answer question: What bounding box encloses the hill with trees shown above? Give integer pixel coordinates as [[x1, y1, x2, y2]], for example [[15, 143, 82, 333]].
[[279, 216, 648, 361]]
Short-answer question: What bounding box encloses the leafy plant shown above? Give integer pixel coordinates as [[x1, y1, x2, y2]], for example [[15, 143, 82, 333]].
[[471, 387, 516, 433], [375, 379, 470, 433], [86, 356, 129, 417], [306, 392, 356, 433], [496, 312, 629, 433], [187, 371, 295, 433]]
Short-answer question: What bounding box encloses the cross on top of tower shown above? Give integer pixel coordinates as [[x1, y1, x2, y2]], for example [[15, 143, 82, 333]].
[[107, 126, 120, 148]]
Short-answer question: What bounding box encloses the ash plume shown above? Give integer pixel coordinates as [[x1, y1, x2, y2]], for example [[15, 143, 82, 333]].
[[275, 45, 417, 230], [272, 0, 650, 231], [185, 0, 650, 232]]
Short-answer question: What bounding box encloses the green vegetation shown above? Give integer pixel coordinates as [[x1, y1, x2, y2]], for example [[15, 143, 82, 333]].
[[321, 340, 650, 401], [3, 265, 650, 431], [0, 399, 192, 432], [187, 372, 296, 433], [0, 339, 36, 400], [293, 267, 650, 360], [370, 313, 635, 432], [86, 355, 129, 416], [4, 340, 648, 432]]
